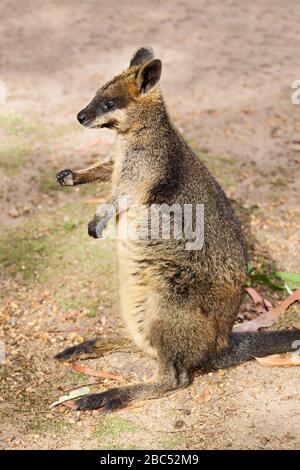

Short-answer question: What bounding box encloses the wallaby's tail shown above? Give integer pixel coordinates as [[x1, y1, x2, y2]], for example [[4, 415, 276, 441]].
[[210, 330, 300, 369]]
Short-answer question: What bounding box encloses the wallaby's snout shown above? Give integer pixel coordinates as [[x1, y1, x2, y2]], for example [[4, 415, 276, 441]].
[[77, 110, 89, 126], [76, 46, 162, 132], [77, 99, 102, 128]]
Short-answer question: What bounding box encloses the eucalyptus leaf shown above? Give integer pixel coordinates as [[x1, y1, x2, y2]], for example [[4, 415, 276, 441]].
[[250, 273, 285, 290], [284, 283, 294, 295], [274, 272, 300, 288], [247, 263, 254, 274], [49, 386, 90, 409]]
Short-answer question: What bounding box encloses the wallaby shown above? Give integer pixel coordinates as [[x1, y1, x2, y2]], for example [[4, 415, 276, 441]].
[[56, 46, 300, 412]]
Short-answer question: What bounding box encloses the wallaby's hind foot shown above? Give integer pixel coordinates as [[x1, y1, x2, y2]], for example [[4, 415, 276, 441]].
[[74, 363, 192, 412], [54, 339, 98, 361], [54, 337, 137, 362], [74, 384, 161, 413]]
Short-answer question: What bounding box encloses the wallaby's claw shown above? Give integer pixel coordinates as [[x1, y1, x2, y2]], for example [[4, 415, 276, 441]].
[[88, 219, 100, 238], [74, 388, 128, 413], [56, 169, 75, 186], [88, 217, 110, 238], [54, 339, 97, 362]]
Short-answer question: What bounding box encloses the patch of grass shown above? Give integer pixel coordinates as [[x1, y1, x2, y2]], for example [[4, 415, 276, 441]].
[[54, 287, 103, 315], [54, 287, 79, 310], [77, 184, 99, 197], [36, 168, 75, 194], [37, 169, 59, 193], [28, 417, 73, 435], [0, 110, 48, 175], [270, 177, 287, 188], [87, 306, 98, 318], [0, 202, 118, 323], [202, 153, 235, 182], [185, 136, 236, 181], [64, 371, 91, 383], [48, 122, 78, 140], [0, 110, 45, 137], [96, 444, 142, 450], [0, 111, 25, 136], [95, 416, 142, 439], [63, 219, 79, 232], [162, 434, 185, 449], [0, 142, 30, 174], [79, 181, 111, 198], [59, 201, 81, 214], [193, 146, 236, 187], [0, 110, 46, 140], [0, 224, 49, 279]]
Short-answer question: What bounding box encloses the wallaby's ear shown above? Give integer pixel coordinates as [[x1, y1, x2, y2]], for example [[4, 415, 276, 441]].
[[130, 46, 154, 67], [136, 59, 162, 94]]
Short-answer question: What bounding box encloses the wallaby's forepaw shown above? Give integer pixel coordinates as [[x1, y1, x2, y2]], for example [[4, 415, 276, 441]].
[[88, 218, 100, 238], [88, 216, 110, 238], [56, 169, 75, 186], [74, 387, 129, 413], [54, 339, 97, 362]]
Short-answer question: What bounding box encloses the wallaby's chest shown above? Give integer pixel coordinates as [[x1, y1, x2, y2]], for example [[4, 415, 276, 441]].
[[111, 138, 160, 204], [116, 237, 158, 358], [111, 138, 126, 194]]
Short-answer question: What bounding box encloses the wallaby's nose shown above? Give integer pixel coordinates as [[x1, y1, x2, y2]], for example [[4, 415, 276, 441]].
[[77, 111, 87, 124]]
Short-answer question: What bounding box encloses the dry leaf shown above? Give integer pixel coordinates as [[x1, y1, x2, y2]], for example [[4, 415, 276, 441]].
[[116, 401, 146, 413], [269, 287, 300, 317], [234, 287, 300, 332], [69, 363, 122, 380], [255, 353, 300, 367], [49, 386, 90, 409], [198, 390, 212, 403], [62, 400, 76, 409], [245, 287, 273, 314]]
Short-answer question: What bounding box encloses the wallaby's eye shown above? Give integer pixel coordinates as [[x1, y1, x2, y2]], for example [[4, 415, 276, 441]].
[[102, 100, 116, 111]]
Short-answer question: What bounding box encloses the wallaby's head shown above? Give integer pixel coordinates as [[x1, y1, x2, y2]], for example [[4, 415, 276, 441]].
[[77, 46, 162, 132]]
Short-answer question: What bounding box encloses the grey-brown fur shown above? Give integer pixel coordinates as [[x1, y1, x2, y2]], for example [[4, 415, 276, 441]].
[[56, 47, 300, 412]]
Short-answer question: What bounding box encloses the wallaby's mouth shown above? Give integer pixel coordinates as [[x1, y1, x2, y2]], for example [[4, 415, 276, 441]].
[[77, 117, 102, 129], [77, 110, 117, 130], [100, 121, 117, 129], [90, 120, 117, 130]]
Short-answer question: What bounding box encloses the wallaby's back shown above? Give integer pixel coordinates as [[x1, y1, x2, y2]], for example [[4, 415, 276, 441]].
[[112, 95, 247, 362]]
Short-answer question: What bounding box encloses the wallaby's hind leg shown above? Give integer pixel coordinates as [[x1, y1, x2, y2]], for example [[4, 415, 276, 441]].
[[75, 360, 192, 412], [54, 337, 137, 362]]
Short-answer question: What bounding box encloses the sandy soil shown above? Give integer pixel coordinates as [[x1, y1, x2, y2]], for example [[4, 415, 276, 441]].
[[0, 0, 300, 450]]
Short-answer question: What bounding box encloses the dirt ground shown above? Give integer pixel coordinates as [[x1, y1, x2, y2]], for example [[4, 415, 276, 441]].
[[1, 0, 300, 450]]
